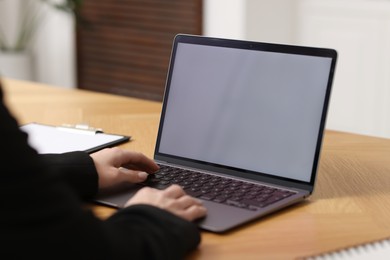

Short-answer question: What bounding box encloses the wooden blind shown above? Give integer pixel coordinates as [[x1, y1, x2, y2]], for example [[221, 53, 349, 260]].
[[76, 0, 202, 101]]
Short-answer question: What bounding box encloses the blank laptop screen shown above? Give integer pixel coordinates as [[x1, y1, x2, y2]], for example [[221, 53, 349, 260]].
[[158, 42, 333, 183]]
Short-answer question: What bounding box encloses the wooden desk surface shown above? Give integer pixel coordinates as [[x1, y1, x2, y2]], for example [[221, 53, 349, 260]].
[[3, 78, 390, 259]]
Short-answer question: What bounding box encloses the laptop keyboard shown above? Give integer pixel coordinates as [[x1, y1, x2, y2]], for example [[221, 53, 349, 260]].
[[140, 164, 296, 211]]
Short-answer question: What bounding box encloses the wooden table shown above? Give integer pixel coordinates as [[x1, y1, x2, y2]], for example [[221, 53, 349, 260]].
[[3, 78, 390, 259]]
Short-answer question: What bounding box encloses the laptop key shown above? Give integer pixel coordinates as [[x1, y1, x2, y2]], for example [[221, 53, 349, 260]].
[[213, 196, 228, 203], [184, 189, 203, 198], [241, 191, 294, 208], [199, 194, 216, 201], [226, 200, 248, 209]]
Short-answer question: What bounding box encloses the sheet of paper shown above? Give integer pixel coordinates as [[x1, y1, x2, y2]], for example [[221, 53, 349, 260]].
[[303, 237, 390, 260], [20, 123, 129, 154]]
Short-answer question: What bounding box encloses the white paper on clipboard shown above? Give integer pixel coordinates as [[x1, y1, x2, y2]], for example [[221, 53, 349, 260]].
[[20, 122, 130, 154]]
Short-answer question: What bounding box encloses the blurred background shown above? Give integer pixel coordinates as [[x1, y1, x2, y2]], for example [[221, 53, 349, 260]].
[[0, 0, 390, 138]]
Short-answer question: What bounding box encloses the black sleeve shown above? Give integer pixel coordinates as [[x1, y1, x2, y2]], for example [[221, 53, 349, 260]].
[[40, 152, 99, 200], [106, 205, 201, 259], [0, 83, 201, 259]]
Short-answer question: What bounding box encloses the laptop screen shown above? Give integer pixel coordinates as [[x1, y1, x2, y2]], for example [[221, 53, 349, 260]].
[[156, 35, 335, 184]]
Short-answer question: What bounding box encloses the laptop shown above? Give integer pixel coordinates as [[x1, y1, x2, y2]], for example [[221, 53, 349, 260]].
[[95, 34, 337, 233]]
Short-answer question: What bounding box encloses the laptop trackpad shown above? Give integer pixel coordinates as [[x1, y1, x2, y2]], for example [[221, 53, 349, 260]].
[[196, 200, 264, 233]]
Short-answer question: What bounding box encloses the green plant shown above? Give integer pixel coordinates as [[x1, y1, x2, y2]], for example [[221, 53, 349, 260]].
[[0, 0, 83, 52], [41, 0, 83, 22]]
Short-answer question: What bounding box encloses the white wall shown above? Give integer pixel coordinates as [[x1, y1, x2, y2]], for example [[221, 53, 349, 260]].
[[0, 0, 76, 88], [246, 0, 297, 44], [296, 0, 390, 138], [0, 0, 23, 46], [203, 0, 297, 43], [33, 3, 76, 88], [203, 0, 246, 39]]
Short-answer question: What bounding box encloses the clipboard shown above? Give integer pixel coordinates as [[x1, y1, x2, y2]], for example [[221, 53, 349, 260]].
[[20, 122, 131, 154]]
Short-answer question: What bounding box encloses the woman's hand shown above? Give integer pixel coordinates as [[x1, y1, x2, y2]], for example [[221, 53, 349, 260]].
[[90, 147, 159, 190], [126, 185, 207, 221]]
